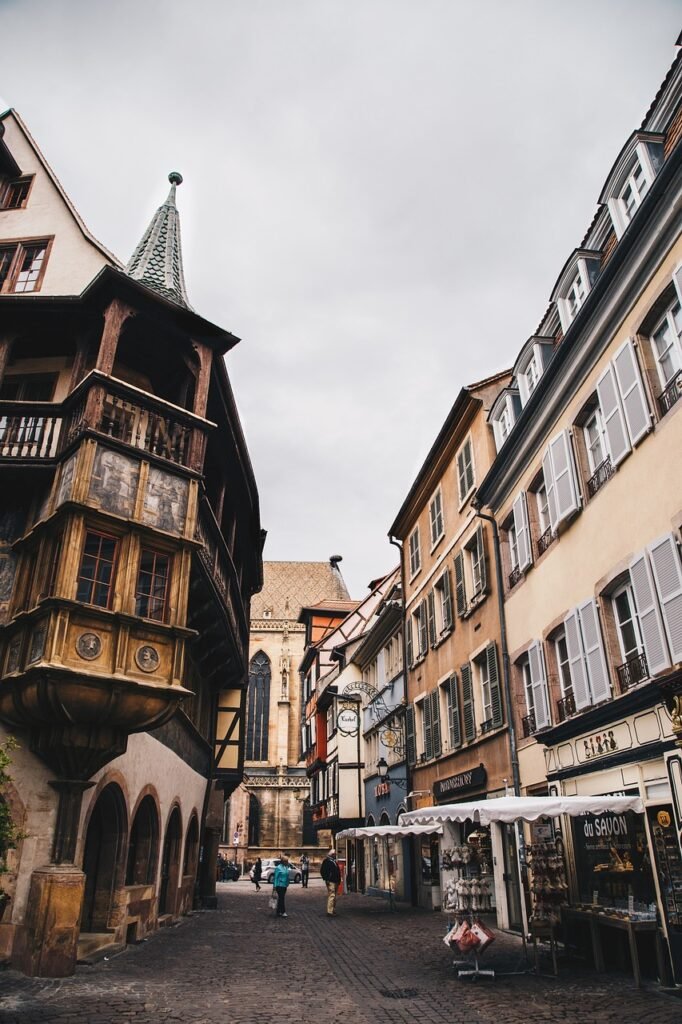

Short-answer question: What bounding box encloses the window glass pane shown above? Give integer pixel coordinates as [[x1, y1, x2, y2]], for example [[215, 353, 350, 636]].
[[13, 244, 46, 293]]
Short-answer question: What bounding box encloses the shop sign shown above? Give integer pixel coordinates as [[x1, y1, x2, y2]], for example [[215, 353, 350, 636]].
[[433, 764, 486, 801], [374, 781, 391, 798], [337, 703, 359, 736]]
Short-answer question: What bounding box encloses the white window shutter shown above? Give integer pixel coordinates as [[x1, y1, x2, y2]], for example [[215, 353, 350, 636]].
[[629, 551, 671, 675], [673, 265, 682, 307], [564, 609, 592, 710], [512, 492, 532, 571], [549, 430, 580, 524], [648, 534, 682, 663], [578, 599, 611, 704], [528, 640, 551, 730], [542, 447, 558, 532], [613, 339, 651, 446], [596, 363, 630, 466]]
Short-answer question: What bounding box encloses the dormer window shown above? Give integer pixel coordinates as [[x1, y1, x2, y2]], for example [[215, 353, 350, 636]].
[[552, 251, 601, 334], [514, 336, 554, 407], [489, 388, 521, 452], [600, 131, 664, 240], [1, 176, 33, 211]]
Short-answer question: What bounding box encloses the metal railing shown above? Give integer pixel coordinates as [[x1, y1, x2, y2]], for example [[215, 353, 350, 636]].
[[659, 371, 682, 416], [616, 651, 648, 692], [586, 456, 614, 499], [557, 693, 576, 722], [537, 524, 555, 556], [480, 718, 494, 735], [521, 711, 536, 737], [0, 404, 62, 460], [508, 565, 522, 589]]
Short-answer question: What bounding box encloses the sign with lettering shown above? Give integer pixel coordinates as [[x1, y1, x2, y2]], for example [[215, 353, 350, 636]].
[[337, 705, 360, 736], [433, 764, 486, 801], [374, 781, 391, 798]]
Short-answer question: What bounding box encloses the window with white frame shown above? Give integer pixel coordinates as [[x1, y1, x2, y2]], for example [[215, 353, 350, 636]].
[[508, 520, 519, 572], [566, 269, 586, 323], [535, 481, 551, 536], [433, 569, 454, 636], [612, 581, 645, 667], [490, 390, 521, 452], [412, 601, 428, 661], [620, 159, 649, 224], [456, 437, 475, 502], [479, 657, 493, 725], [603, 136, 662, 239], [541, 430, 581, 532], [465, 525, 487, 599], [650, 299, 682, 390], [429, 488, 445, 547], [498, 403, 513, 443], [526, 354, 540, 395], [554, 254, 600, 333], [595, 339, 651, 467], [554, 630, 573, 702], [583, 405, 609, 475], [563, 599, 611, 711], [408, 526, 421, 578]]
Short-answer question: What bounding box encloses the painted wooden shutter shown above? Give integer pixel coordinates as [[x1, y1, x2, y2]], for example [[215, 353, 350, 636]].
[[549, 430, 580, 524], [448, 674, 461, 749], [423, 694, 433, 760], [542, 446, 558, 532], [613, 339, 652, 446], [528, 640, 551, 730], [430, 690, 442, 757], [405, 612, 414, 667], [487, 643, 504, 728], [648, 533, 682, 663], [477, 524, 488, 593], [564, 608, 592, 710], [454, 551, 467, 616], [512, 492, 532, 571], [674, 265, 682, 307], [442, 569, 454, 631], [418, 600, 428, 656], [461, 662, 475, 741], [629, 550, 671, 675], [427, 590, 437, 648], [405, 704, 416, 766], [578, 599, 611, 704], [596, 363, 630, 466]]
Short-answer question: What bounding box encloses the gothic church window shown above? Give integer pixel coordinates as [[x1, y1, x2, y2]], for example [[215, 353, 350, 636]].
[[246, 650, 271, 761]]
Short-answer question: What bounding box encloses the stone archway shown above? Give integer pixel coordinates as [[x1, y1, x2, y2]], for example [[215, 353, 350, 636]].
[[81, 783, 128, 934], [125, 795, 159, 886], [183, 814, 199, 880], [159, 806, 182, 916]]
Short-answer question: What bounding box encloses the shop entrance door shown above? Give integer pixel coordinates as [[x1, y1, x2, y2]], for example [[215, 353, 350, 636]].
[[502, 824, 523, 931]]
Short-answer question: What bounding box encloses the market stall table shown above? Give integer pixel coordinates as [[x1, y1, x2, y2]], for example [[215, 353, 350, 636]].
[[561, 906, 669, 988]]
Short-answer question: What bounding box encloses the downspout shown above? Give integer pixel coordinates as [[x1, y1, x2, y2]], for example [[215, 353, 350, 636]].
[[389, 534, 417, 906], [474, 504, 530, 938]]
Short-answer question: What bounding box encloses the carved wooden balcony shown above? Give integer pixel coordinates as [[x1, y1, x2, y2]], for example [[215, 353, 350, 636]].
[[0, 402, 63, 461]]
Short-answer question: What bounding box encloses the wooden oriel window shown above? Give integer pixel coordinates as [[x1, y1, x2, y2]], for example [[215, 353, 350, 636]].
[[0, 239, 50, 294], [135, 548, 171, 621], [76, 531, 119, 608], [1, 176, 33, 210]]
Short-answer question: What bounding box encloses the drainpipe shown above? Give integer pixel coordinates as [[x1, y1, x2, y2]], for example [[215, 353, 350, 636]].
[[474, 504, 530, 938], [389, 534, 417, 906]]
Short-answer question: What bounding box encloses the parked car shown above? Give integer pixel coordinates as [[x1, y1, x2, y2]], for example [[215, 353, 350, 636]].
[[222, 860, 241, 881], [249, 858, 302, 884]]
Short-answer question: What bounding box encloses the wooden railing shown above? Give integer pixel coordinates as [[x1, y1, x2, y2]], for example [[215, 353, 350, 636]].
[[0, 403, 63, 460], [195, 499, 248, 647]]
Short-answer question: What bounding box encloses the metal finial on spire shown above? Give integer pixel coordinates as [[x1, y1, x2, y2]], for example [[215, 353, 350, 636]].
[[126, 172, 192, 309]]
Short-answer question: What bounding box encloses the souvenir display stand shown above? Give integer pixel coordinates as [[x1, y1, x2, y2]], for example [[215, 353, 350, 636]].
[[444, 915, 496, 979]]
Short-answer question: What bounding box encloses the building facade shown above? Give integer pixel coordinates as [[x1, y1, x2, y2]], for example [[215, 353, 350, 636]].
[[224, 558, 351, 870], [0, 110, 262, 975], [477, 49, 682, 980]]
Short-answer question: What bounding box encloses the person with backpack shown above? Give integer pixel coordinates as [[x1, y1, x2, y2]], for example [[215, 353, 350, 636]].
[[272, 855, 291, 917], [320, 849, 341, 917]]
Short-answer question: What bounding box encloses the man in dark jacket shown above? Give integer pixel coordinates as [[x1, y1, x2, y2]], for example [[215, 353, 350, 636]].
[[320, 849, 341, 916]]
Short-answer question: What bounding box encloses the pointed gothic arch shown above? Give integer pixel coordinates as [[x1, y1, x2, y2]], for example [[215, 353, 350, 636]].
[[246, 650, 271, 761]]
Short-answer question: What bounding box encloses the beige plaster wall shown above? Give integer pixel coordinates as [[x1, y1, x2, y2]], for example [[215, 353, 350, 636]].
[[1, 115, 112, 296]]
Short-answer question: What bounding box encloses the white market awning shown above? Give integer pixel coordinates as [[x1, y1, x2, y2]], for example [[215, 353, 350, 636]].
[[399, 794, 645, 827], [336, 823, 443, 839]]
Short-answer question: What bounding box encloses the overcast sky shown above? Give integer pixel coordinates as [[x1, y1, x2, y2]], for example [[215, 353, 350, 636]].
[[2, 1, 680, 597]]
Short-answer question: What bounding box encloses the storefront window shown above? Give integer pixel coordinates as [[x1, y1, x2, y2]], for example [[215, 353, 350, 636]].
[[571, 810, 656, 914]]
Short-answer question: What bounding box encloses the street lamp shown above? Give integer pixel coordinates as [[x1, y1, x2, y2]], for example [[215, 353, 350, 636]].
[[376, 757, 407, 789]]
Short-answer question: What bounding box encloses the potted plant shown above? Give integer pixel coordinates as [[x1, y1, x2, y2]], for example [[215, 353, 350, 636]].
[[0, 736, 24, 921]]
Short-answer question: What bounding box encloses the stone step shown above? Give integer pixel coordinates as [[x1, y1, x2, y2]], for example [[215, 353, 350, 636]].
[[77, 932, 124, 964]]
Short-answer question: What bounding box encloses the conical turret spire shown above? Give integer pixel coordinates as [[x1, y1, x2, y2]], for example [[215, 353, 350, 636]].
[[127, 172, 192, 309]]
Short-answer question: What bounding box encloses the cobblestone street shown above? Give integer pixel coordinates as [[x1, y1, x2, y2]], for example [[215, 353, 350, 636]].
[[1, 880, 680, 1024]]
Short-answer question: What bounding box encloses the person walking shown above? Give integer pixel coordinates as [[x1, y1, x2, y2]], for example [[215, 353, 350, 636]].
[[252, 857, 262, 891], [300, 853, 310, 888], [272, 855, 291, 918], [320, 849, 341, 917]]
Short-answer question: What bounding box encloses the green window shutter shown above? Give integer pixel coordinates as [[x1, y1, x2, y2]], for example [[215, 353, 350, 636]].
[[418, 600, 428, 656], [478, 523, 488, 594], [454, 551, 467, 616], [442, 569, 454, 631], [405, 704, 416, 766], [405, 613, 414, 667], [431, 690, 442, 757], [427, 590, 437, 647], [423, 694, 433, 760], [461, 662, 475, 742], [448, 674, 461, 749], [487, 643, 504, 728]]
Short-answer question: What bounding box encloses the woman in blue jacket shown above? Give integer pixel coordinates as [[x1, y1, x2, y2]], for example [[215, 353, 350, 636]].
[[272, 855, 291, 917]]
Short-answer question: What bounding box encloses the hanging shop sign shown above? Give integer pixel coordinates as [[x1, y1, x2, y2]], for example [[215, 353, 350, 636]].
[[433, 765, 486, 801], [374, 781, 391, 799], [337, 703, 360, 736]]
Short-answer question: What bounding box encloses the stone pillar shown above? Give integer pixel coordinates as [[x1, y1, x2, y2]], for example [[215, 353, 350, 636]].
[[12, 866, 86, 978], [199, 827, 221, 909]]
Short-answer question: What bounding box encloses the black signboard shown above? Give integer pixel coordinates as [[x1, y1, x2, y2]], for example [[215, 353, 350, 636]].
[[434, 764, 486, 802], [570, 809, 655, 906], [647, 803, 682, 983]]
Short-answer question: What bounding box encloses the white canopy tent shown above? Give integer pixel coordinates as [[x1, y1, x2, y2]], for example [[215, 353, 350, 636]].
[[400, 794, 644, 827], [336, 823, 443, 839]]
